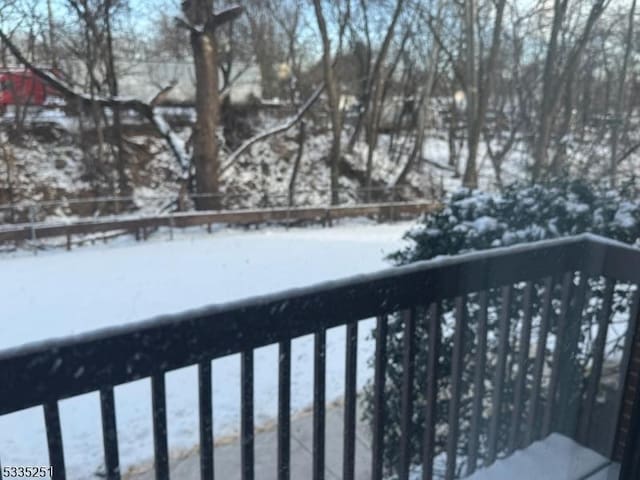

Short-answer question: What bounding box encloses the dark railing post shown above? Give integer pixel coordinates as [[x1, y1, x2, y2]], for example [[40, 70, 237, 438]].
[[44, 401, 66, 480], [467, 291, 488, 475], [487, 285, 512, 465], [614, 289, 640, 462], [557, 272, 588, 437], [422, 303, 441, 480], [100, 387, 121, 480], [277, 340, 291, 480], [241, 351, 254, 480], [527, 276, 554, 444], [313, 329, 326, 480], [618, 289, 640, 479], [445, 296, 467, 480], [543, 272, 573, 437], [371, 315, 389, 480], [399, 308, 416, 480], [342, 322, 358, 480], [198, 361, 214, 480], [151, 373, 169, 480], [578, 278, 614, 444], [508, 281, 534, 453]]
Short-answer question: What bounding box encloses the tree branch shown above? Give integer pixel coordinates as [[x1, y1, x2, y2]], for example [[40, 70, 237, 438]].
[[617, 140, 640, 166], [0, 28, 190, 176], [220, 83, 325, 175]]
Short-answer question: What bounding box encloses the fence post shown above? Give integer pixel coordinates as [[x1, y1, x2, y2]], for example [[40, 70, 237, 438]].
[[29, 205, 37, 255]]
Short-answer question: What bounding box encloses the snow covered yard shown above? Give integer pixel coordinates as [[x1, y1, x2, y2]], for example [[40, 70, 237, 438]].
[[0, 221, 412, 478]]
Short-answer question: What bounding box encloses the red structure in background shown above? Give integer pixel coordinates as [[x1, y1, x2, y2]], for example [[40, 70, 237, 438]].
[[0, 68, 63, 114]]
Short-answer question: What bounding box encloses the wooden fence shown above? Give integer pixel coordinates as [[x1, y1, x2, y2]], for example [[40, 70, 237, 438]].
[[0, 201, 440, 250]]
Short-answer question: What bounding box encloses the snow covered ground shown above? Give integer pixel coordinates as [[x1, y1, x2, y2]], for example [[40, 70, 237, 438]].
[[0, 221, 413, 478]]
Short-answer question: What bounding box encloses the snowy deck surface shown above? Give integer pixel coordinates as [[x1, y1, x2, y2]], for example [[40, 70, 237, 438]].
[[124, 420, 618, 480], [467, 433, 619, 480], [0, 221, 411, 478]]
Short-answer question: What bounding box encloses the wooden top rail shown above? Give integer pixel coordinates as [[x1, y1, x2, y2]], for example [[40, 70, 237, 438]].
[[0, 201, 440, 244]]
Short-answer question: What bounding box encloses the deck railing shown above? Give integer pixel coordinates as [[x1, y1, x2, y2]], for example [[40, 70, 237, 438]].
[[1, 234, 640, 480]]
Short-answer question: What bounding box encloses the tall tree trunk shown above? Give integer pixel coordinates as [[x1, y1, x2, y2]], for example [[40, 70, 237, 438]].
[[363, 0, 405, 201], [47, 0, 57, 69], [532, 0, 605, 180], [312, 0, 342, 205], [395, 43, 440, 187], [192, 28, 220, 209], [288, 120, 305, 207], [550, 68, 576, 175], [105, 0, 127, 197], [462, 0, 478, 187], [610, 0, 636, 187], [463, 0, 506, 188], [184, 0, 230, 210], [532, 0, 568, 180]]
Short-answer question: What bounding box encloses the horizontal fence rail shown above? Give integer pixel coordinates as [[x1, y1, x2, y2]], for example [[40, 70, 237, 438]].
[[0, 201, 439, 249], [0, 186, 428, 225], [1, 234, 640, 480]]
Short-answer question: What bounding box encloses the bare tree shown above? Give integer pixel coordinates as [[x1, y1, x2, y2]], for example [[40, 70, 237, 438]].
[[361, 0, 405, 201], [609, 0, 636, 187], [461, 0, 507, 188], [178, 1, 243, 210], [531, 0, 607, 180], [311, 0, 346, 205], [244, 1, 284, 100]]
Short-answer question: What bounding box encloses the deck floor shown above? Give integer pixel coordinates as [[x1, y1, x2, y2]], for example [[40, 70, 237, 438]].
[[125, 403, 619, 480], [467, 433, 620, 480], [125, 401, 373, 480]]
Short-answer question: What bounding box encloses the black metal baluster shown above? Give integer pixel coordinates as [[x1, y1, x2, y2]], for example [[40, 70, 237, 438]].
[[527, 276, 553, 443], [446, 297, 467, 480], [557, 272, 588, 436], [422, 303, 441, 480], [542, 272, 572, 437], [278, 340, 291, 480], [371, 315, 389, 480], [399, 309, 416, 480], [343, 322, 358, 480], [241, 351, 254, 480], [44, 401, 66, 480], [508, 281, 534, 453], [151, 373, 169, 480], [579, 278, 614, 443], [313, 329, 326, 480], [467, 291, 488, 475], [487, 285, 512, 466], [614, 287, 640, 460], [618, 288, 640, 402], [198, 361, 214, 480], [100, 387, 120, 480]]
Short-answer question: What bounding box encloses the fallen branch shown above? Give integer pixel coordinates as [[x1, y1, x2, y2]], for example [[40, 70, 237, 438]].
[[150, 80, 178, 106], [0, 28, 190, 177], [221, 83, 325, 175], [219, 63, 251, 101], [616, 140, 640, 165], [422, 157, 457, 172]]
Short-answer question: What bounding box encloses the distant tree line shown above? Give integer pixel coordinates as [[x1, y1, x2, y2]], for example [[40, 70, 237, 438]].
[[0, 0, 638, 209]]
